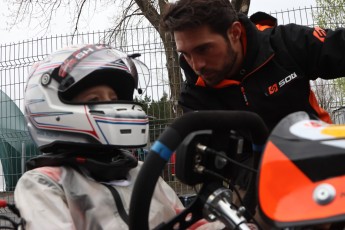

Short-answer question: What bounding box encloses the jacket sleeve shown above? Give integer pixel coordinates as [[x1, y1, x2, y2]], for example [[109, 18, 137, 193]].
[[14, 169, 76, 230], [271, 24, 345, 80]]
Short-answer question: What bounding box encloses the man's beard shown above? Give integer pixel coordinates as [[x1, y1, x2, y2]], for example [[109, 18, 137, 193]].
[[199, 42, 238, 87]]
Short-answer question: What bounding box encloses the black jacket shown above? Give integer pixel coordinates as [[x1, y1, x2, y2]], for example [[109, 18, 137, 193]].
[[179, 12, 345, 132]]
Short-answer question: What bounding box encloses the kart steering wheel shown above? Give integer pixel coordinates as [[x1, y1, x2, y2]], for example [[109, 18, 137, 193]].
[[129, 111, 269, 230]]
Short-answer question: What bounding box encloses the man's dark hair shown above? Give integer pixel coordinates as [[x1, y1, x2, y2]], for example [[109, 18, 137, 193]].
[[161, 0, 239, 38]]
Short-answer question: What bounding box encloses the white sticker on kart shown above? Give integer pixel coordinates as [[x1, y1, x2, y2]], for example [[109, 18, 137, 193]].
[[290, 120, 345, 140]]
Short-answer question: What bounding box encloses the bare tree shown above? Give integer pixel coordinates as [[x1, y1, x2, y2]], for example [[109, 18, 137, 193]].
[[232, 0, 251, 15]]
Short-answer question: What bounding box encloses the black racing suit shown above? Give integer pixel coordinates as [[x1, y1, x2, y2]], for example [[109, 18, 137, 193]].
[[177, 11, 345, 206]]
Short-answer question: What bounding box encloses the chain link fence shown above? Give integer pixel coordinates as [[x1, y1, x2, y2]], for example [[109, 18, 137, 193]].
[[0, 5, 345, 222]]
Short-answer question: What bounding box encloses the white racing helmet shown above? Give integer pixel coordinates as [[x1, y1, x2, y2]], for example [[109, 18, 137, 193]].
[[24, 44, 149, 153]]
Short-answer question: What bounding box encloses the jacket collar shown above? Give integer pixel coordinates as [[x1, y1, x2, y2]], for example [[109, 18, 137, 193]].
[[238, 12, 276, 80]]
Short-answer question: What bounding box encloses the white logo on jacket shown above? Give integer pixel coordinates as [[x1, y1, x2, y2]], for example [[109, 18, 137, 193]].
[[279, 72, 298, 87]]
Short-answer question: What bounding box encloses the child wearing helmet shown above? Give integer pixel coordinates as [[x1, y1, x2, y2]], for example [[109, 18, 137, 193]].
[[14, 44, 184, 230]]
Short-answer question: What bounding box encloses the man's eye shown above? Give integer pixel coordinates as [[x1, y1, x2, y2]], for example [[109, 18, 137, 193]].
[[196, 46, 209, 54]]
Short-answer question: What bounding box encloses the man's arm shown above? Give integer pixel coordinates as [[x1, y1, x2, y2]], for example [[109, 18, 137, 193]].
[[271, 24, 345, 79]]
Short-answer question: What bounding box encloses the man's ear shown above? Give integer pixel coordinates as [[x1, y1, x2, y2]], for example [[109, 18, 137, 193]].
[[227, 21, 242, 42]]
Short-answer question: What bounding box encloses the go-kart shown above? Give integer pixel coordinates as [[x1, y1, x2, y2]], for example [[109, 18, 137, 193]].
[[129, 111, 345, 230]]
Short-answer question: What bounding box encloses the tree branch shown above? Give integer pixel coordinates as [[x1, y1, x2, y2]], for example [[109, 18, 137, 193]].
[[134, 0, 161, 31], [73, 0, 88, 36]]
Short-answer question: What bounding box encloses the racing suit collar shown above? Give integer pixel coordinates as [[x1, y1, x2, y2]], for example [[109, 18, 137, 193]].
[[238, 13, 276, 79]]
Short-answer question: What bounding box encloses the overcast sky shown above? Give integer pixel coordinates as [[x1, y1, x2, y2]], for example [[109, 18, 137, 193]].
[[249, 0, 315, 14], [0, 0, 316, 45]]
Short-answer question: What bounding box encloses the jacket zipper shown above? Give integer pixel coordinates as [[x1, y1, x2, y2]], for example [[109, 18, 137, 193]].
[[239, 54, 275, 107], [241, 86, 249, 106]]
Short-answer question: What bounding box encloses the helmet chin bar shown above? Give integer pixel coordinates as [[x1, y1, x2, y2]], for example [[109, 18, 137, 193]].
[[27, 100, 148, 152], [86, 103, 148, 146]]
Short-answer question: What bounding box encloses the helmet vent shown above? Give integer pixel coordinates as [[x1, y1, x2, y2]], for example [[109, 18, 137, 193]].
[[89, 110, 105, 115], [116, 108, 127, 111], [120, 129, 132, 134]]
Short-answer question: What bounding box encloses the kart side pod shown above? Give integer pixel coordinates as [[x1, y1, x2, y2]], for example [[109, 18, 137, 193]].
[[258, 111, 345, 228]]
